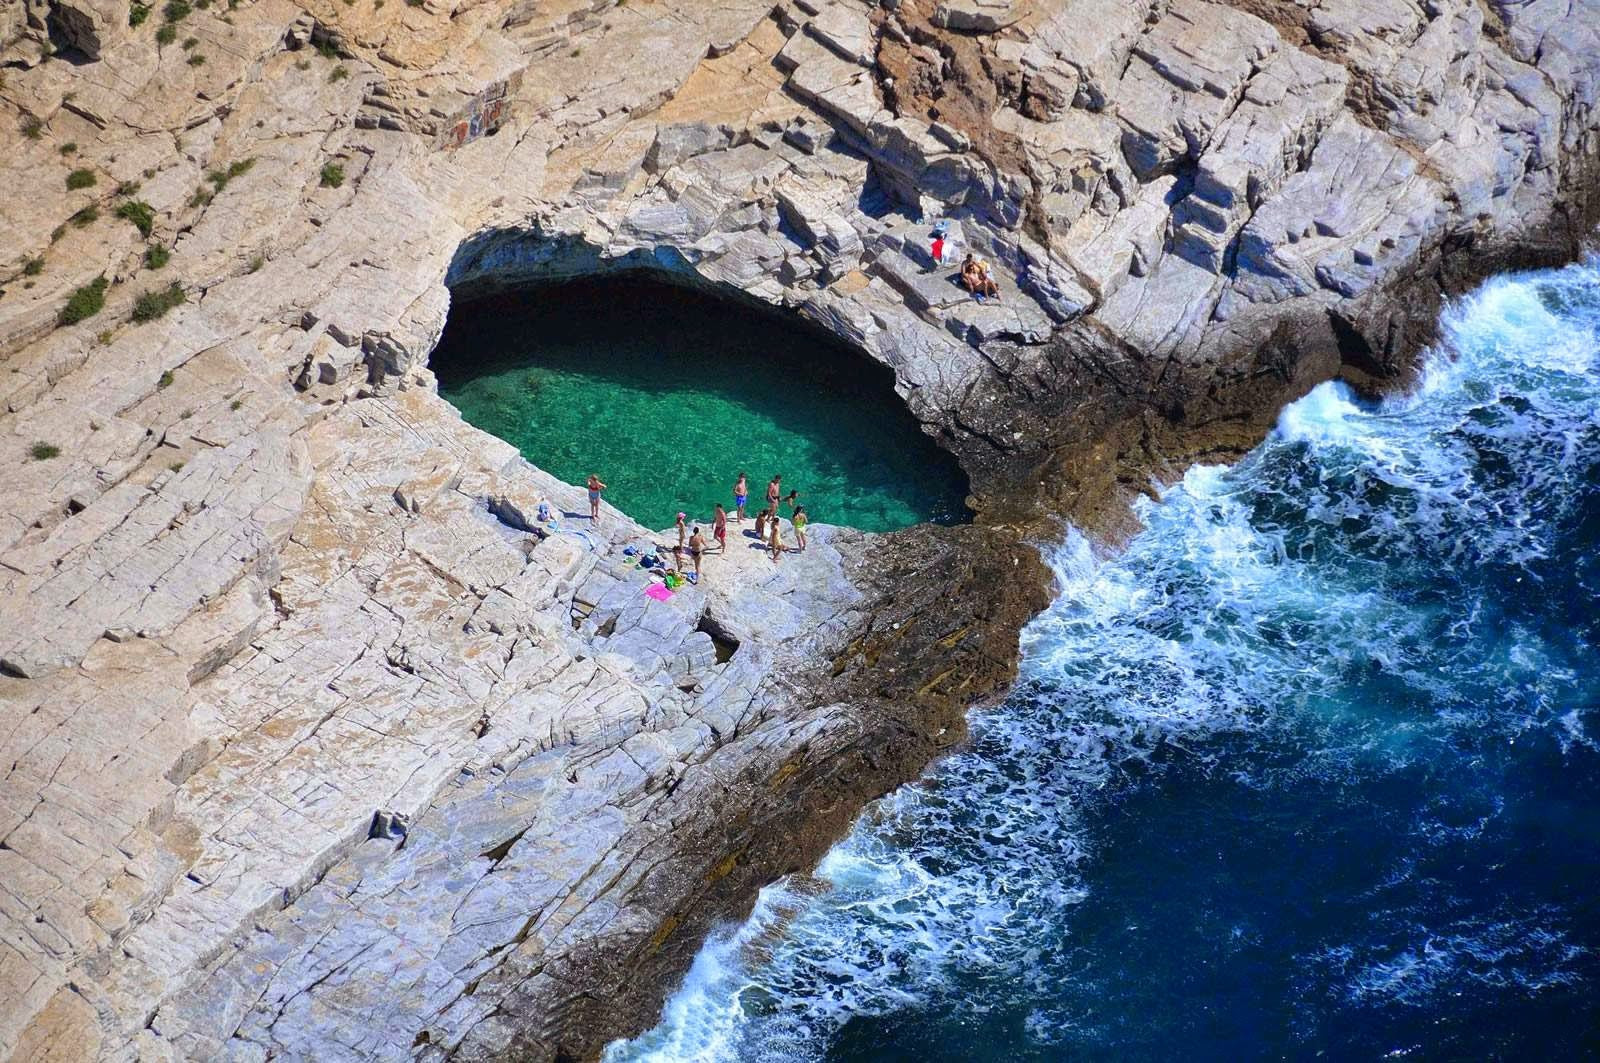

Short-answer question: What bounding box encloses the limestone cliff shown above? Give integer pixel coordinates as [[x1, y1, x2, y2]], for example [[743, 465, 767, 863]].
[[0, 0, 1596, 1059]]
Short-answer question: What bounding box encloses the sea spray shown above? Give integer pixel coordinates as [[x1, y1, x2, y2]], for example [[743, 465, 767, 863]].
[[609, 260, 1600, 1061]]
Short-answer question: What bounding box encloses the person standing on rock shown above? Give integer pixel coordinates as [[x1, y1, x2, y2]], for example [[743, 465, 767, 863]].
[[792, 505, 808, 552], [768, 512, 784, 563], [767, 474, 782, 513], [586, 473, 607, 522], [734, 471, 749, 523], [689, 526, 707, 580], [713, 503, 728, 553], [675, 511, 687, 554]]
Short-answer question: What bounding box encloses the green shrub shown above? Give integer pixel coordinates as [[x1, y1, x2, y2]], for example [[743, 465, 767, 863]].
[[144, 243, 170, 269], [163, 0, 190, 20], [70, 204, 99, 227], [65, 168, 96, 190], [50, 225, 66, 243], [23, 257, 44, 276], [156, 23, 176, 43], [29, 442, 61, 461], [182, 35, 198, 48], [131, 281, 186, 323], [59, 275, 108, 325], [129, 1, 150, 24], [157, 369, 175, 388], [329, 64, 348, 82], [314, 37, 338, 59], [205, 157, 255, 192], [187, 52, 205, 65], [116, 200, 156, 237], [59, 141, 77, 155], [319, 161, 344, 188], [248, 253, 264, 273], [21, 115, 42, 139], [229, 397, 243, 411]]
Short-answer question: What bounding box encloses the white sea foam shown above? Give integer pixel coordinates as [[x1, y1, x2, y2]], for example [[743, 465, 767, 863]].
[[606, 261, 1600, 1062]]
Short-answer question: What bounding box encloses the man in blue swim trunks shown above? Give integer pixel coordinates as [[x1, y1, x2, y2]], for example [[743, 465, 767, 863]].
[[733, 471, 748, 523]]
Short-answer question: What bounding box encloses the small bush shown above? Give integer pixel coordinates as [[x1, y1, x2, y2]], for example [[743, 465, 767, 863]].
[[189, 187, 212, 207], [170, 461, 185, 472], [21, 115, 43, 139], [23, 257, 44, 276], [182, 35, 198, 48], [116, 200, 156, 237], [59, 141, 77, 155], [328, 64, 348, 82], [50, 225, 66, 243], [29, 442, 61, 461], [144, 243, 170, 269], [97, 329, 114, 344], [163, 0, 190, 20], [314, 37, 339, 59], [66, 168, 97, 190], [229, 397, 243, 411], [319, 161, 344, 188], [247, 254, 264, 273], [129, 1, 150, 24], [156, 23, 176, 43], [205, 156, 255, 193], [157, 369, 175, 388], [187, 52, 205, 66], [131, 281, 186, 323], [70, 204, 99, 227], [59, 275, 108, 325]]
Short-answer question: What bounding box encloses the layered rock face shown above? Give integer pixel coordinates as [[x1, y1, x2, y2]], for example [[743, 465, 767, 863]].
[[0, 0, 1596, 1060]]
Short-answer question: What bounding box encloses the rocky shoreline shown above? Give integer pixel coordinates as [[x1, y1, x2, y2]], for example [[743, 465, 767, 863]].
[[1, 0, 1597, 1059]]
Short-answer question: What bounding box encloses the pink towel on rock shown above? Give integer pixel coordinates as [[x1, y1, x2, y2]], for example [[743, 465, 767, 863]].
[[645, 583, 673, 601]]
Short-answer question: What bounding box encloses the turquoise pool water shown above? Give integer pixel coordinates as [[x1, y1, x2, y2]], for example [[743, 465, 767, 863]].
[[431, 276, 971, 532]]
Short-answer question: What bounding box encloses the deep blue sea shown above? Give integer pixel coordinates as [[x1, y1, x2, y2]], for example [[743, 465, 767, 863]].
[[607, 261, 1600, 1061]]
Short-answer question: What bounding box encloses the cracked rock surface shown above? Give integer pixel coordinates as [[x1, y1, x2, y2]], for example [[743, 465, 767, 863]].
[[1, 0, 1597, 1058]]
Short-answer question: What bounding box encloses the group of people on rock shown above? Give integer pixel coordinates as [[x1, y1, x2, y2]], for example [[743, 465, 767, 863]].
[[584, 470, 809, 584], [928, 221, 1003, 302], [960, 253, 1002, 301]]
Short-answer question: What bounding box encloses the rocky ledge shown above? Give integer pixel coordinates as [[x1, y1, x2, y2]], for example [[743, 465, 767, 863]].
[[1, 0, 1597, 1059]]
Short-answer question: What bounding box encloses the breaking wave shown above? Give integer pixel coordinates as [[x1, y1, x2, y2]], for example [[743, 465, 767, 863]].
[[607, 259, 1600, 1061]]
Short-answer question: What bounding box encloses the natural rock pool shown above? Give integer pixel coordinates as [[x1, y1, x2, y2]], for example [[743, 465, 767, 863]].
[[432, 275, 971, 532]]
